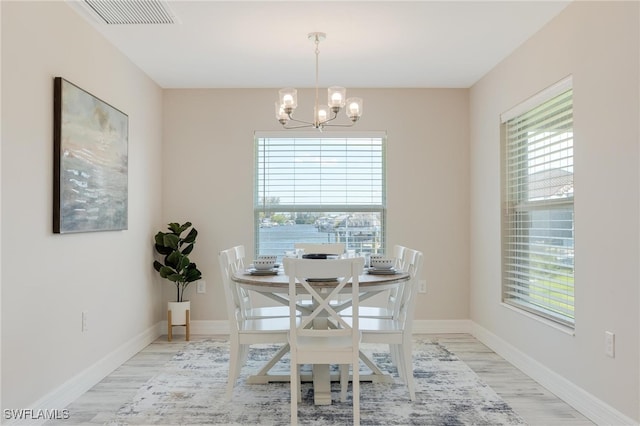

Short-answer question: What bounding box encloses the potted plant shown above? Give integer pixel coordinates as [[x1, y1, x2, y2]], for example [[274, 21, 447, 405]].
[[153, 222, 202, 339]]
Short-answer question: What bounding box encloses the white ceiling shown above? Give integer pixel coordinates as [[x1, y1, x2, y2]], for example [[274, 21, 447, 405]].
[[68, 1, 571, 89]]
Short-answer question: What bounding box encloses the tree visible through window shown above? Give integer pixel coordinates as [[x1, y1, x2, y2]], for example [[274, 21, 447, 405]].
[[254, 134, 386, 259], [501, 78, 575, 327]]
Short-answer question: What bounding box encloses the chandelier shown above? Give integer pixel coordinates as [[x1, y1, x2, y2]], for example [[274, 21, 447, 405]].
[[275, 32, 363, 130]]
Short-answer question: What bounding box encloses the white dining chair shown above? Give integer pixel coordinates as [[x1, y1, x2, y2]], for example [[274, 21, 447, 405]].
[[230, 245, 291, 319], [218, 248, 294, 400], [344, 248, 424, 401], [283, 257, 364, 425], [340, 244, 408, 319]]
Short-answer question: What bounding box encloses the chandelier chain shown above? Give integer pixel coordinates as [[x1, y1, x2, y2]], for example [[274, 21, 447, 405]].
[[314, 35, 320, 125]]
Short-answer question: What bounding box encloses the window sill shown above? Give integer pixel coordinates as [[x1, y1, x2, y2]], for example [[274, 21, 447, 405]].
[[501, 302, 575, 336]]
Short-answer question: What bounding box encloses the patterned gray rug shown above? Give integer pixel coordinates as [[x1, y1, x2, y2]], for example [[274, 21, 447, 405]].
[[107, 339, 525, 425]]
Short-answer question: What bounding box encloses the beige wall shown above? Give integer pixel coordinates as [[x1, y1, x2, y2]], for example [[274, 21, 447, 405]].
[[162, 88, 470, 321], [1, 2, 164, 410], [469, 1, 639, 421]]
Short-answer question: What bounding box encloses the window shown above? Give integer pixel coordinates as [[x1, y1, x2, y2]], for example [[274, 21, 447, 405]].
[[255, 133, 386, 259], [501, 77, 574, 327]]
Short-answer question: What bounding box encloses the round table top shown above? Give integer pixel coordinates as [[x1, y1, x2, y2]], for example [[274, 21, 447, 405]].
[[232, 267, 410, 293]]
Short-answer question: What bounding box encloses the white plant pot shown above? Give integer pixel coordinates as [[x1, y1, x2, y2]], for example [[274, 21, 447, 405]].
[[168, 301, 190, 325]]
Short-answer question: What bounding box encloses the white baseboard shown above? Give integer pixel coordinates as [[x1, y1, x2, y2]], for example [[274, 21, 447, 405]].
[[471, 322, 638, 426], [5, 324, 161, 426]]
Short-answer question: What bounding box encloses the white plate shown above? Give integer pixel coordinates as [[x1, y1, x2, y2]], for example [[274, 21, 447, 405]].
[[367, 267, 398, 275], [248, 268, 279, 276]]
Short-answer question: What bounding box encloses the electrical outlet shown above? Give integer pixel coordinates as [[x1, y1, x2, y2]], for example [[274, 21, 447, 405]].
[[196, 280, 206, 294], [605, 331, 615, 357], [419, 280, 427, 293], [82, 311, 89, 332]]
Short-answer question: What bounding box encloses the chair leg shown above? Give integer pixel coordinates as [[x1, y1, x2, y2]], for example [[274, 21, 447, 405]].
[[239, 344, 249, 368], [401, 340, 416, 401], [353, 355, 360, 425], [296, 363, 301, 403], [393, 344, 406, 382], [226, 337, 240, 400], [225, 365, 236, 399], [185, 310, 190, 341], [390, 343, 399, 370], [291, 363, 298, 424]]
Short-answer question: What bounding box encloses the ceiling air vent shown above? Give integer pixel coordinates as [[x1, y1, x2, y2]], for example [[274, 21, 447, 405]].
[[82, 0, 177, 25]]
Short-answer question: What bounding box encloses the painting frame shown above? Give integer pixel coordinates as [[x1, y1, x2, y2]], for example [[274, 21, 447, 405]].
[[53, 77, 129, 234]]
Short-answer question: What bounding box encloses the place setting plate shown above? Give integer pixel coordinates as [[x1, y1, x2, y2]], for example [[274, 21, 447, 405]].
[[247, 268, 280, 276], [366, 267, 398, 275], [302, 253, 340, 260]]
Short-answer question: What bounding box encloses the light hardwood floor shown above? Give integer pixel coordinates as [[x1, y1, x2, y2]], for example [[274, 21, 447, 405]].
[[48, 333, 594, 425], [429, 334, 594, 426]]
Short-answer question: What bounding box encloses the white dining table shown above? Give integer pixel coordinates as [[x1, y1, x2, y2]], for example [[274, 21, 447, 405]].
[[231, 267, 410, 405]]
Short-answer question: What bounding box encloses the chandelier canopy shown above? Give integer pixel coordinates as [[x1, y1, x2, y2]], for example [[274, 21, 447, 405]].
[[275, 32, 363, 130]]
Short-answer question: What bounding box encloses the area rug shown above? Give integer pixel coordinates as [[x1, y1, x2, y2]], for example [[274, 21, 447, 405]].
[[106, 339, 525, 425]]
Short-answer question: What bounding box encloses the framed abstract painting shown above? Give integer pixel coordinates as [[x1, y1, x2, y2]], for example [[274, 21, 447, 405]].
[[53, 77, 129, 233]]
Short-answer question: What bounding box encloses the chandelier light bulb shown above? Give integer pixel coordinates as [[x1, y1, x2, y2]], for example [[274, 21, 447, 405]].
[[346, 97, 363, 121], [283, 94, 294, 106], [316, 105, 329, 123], [275, 102, 288, 124], [279, 88, 298, 114], [328, 86, 347, 111]]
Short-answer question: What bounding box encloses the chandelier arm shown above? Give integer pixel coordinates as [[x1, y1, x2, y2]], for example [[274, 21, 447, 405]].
[[282, 122, 315, 130], [321, 122, 357, 128], [286, 113, 318, 127]]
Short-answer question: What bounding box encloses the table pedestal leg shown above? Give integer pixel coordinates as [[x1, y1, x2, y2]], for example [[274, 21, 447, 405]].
[[313, 364, 332, 405], [310, 316, 333, 405]]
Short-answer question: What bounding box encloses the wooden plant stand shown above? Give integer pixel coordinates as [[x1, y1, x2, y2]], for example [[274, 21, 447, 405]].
[[167, 309, 190, 341]]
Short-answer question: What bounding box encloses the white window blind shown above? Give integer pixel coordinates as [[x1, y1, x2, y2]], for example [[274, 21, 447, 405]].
[[255, 134, 386, 258], [501, 79, 575, 327]]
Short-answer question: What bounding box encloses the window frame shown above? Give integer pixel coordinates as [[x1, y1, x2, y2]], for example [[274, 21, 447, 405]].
[[254, 132, 387, 259], [500, 77, 575, 328]]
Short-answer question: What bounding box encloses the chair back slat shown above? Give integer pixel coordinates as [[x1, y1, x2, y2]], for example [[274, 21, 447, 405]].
[[394, 248, 424, 326], [232, 245, 253, 314], [233, 245, 246, 270], [220, 245, 258, 320], [393, 244, 407, 271], [219, 248, 242, 329], [380, 245, 407, 312]]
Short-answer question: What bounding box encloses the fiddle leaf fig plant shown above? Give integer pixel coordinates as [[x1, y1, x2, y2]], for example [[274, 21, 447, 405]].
[[153, 222, 202, 302]]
